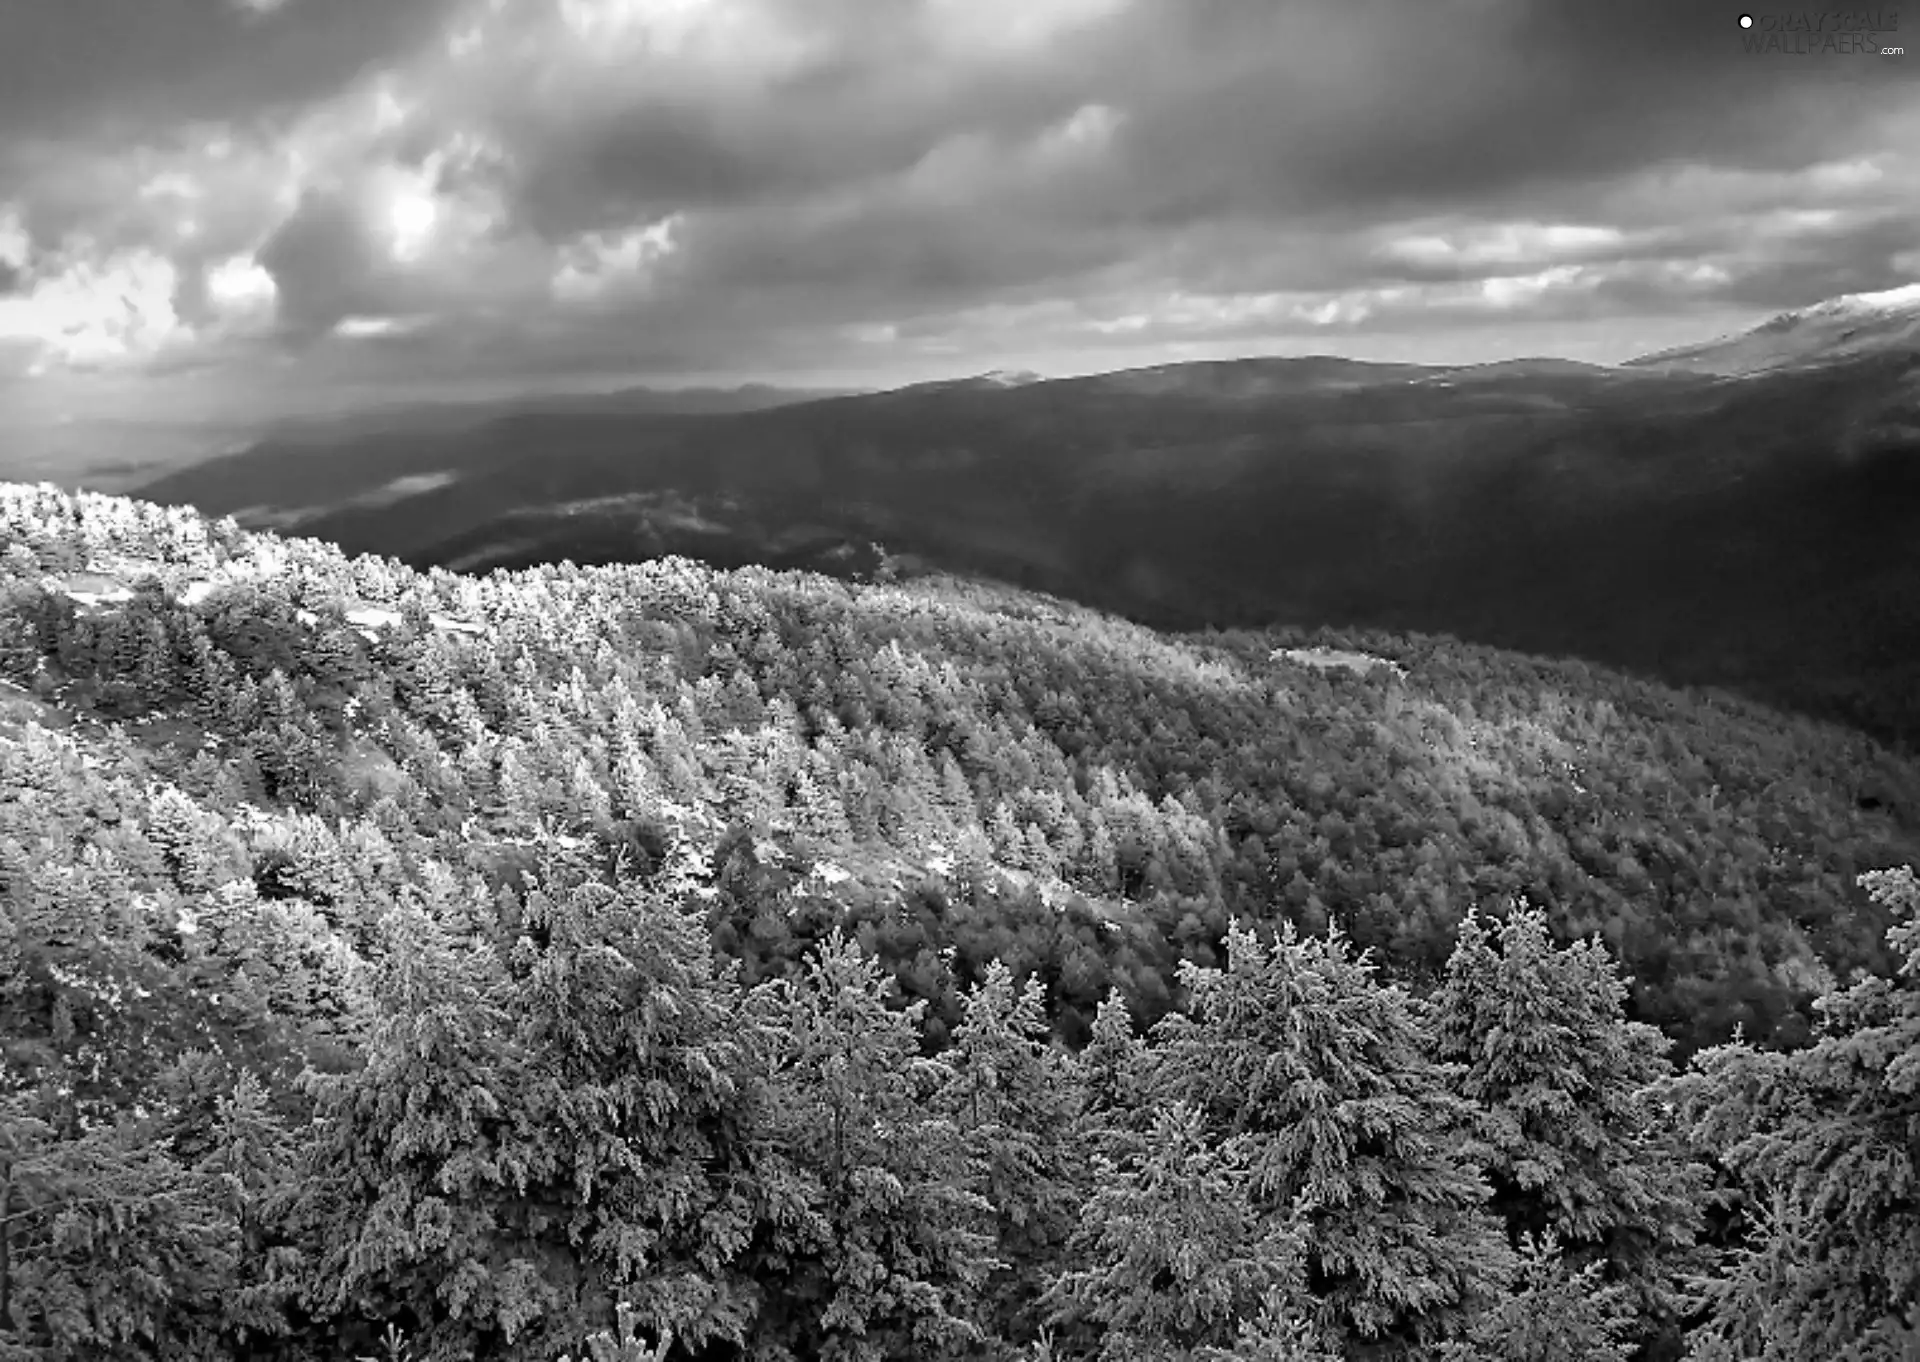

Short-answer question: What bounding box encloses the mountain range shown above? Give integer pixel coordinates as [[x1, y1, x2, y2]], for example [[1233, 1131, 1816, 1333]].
[[132, 287, 1920, 750]]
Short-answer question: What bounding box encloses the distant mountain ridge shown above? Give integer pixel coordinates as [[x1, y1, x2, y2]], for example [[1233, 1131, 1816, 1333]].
[[15, 382, 862, 494], [1626, 282, 1920, 376], [132, 288, 1920, 749]]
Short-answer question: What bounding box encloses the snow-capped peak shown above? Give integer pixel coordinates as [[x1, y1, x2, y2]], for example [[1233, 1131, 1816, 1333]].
[[1795, 282, 1920, 319]]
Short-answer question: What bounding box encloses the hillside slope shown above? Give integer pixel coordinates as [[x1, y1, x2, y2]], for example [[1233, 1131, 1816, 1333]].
[[5, 481, 1915, 1062], [1627, 283, 1920, 376], [5, 482, 1920, 1359], [133, 333, 1920, 752]]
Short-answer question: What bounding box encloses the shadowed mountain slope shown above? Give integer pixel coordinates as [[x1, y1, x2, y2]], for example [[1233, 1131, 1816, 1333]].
[[133, 299, 1920, 750]]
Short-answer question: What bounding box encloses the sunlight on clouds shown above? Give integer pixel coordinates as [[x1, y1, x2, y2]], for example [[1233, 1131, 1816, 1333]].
[[1288, 285, 1417, 327], [1155, 291, 1287, 329], [1105, 268, 1629, 337], [262, 74, 514, 274], [206, 253, 278, 318], [1666, 260, 1731, 287], [551, 0, 809, 68], [0, 0, 1905, 400], [366, 146, 509, 269], [0, 206, 27, 272], [1137, 285, 1422, 332], [0, 249, 184, 370], [1381, 223, 1625, 269], [334, 314, 425, 337], [551, 215, 680, 302], [411, 135, 515, 258], [384, 180, 440, 263], [1476, 265, 1593, 309], [288, 79, 415, 182], [1757, 207, 1844, 236], [1805, 159, 1884, 192], [899, 103, 1123, 210]]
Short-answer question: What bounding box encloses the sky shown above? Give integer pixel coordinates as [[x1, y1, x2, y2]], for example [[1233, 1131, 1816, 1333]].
[[1, 0, 1916, 463]]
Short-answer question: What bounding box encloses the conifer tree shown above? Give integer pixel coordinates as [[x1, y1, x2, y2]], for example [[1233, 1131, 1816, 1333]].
[[167, 1059, 305, 1352], [741, 930, 998, 1362], [1426, 902, 1707, 1344], [936, 961, 1084, 1350], [0, 1090, 239, 1360], [1041, 1101, 1320, 1362], [292, 897, 528, 1356], [1190, 1289, 1345, 1362], [297, 864, 766, 1360], [1430, 1234, 1638, 1362], [1659, 865, 1920, 1360], [1146, 922, 1516, 1353], [1075, 989, 1148, 1128]]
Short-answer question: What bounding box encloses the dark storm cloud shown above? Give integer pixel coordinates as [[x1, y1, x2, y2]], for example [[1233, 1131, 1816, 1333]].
[[1709, 208, 1920, 311], [471, 5, 1113, 243], [2, 0, 1916, 402], [255, 190, 392, 342], [482, 0, 1917, 317], [0, 0, 465, 141], [1094, 0, 1912, 225]]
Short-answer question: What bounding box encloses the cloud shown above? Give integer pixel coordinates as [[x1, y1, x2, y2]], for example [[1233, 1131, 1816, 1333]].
[[0, 0, 465, 142], [0, 208, 27, 295], [2, 0, 1917, 412], [0, 248, 188, 372], [252, 191, 385, 341]]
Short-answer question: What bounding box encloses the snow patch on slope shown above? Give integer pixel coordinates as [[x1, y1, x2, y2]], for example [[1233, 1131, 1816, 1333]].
[[1795, 282, 1920, 318]]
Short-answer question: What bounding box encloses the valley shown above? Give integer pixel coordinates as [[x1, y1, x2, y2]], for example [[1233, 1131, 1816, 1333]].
[[128, 294, 1920, 753]]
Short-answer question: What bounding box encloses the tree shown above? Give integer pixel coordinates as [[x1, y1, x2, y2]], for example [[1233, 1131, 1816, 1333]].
[[1657, 866, 1920, 1361], [1145, 922, 1516, 1354], [1041, 1102, 1321, 1362], [936, 961, 1084, 1349], [1430, 1234, 1638, 1362], [1075, 989, 1148, 1125], [296, 863, 766, 1361], [741, 930, 999, 1362], [0, 1089, 241, 1360], [1425, 901, 1707, 1347]]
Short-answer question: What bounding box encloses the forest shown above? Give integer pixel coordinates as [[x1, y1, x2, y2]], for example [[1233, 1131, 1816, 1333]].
[[1, 481, 1916, 1361]]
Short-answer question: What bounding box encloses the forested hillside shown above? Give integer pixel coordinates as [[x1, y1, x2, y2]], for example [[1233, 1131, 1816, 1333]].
[[136, 342, 1920, 753], [2, 482, 1916, 1361]]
